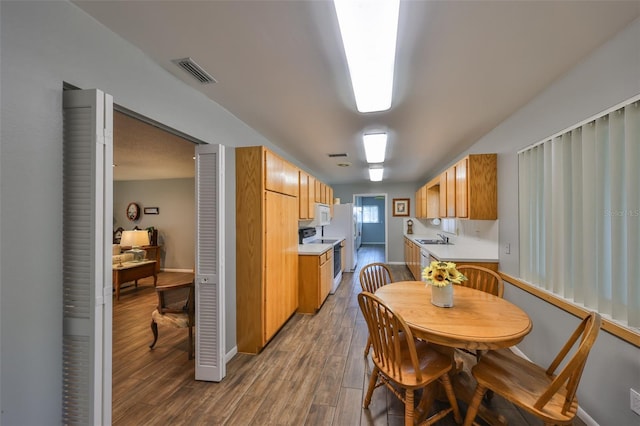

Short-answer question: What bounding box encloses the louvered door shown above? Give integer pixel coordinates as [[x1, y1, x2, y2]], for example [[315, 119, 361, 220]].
[[62, 89, 113, 425], [195, 143, 226, 382]]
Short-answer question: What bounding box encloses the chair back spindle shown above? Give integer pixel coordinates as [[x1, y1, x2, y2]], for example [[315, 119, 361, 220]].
[[359, 263, 394, 293], [456, 265, 503, 297]]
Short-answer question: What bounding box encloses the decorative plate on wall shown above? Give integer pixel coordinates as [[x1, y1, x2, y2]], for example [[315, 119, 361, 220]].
[[126, 202, 140, 221]]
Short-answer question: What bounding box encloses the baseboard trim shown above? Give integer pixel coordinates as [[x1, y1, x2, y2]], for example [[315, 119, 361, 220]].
[[160, 268, 194, 273], [510, 347, 599, 426], [225, 346, 238, 364]]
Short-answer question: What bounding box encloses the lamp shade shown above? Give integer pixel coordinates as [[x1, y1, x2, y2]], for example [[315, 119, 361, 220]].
[[120, 230, 150, 248]]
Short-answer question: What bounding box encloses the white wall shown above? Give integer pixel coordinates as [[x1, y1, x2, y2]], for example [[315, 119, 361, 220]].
[[338, 16, 640, 425], [456, 17, 640, 426], [0, 2, 263, 423], [114, 178, 196, 270], [2, 1, 638, 424], [332, 182, 416, 263]]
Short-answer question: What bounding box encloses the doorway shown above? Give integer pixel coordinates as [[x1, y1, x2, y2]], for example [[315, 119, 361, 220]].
[[353, 193, 388, 262]]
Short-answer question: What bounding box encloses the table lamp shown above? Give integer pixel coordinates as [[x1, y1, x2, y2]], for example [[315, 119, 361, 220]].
[[120, 230, 150, 262]]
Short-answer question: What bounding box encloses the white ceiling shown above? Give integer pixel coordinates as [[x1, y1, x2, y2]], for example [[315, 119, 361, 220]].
[[75, 0, 640, 184]]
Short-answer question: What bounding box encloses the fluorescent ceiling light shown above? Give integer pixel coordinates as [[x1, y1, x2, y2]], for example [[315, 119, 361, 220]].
[[363, 132, 387, 163], [334, 0, 400, 113], [369, 166, 384, 182]]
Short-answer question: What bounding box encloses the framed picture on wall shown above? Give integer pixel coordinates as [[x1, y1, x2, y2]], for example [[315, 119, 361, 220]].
[[392, 198, 410, 217]]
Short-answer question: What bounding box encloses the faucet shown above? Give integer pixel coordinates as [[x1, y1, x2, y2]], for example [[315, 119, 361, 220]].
[[437, 233, 449, 244]]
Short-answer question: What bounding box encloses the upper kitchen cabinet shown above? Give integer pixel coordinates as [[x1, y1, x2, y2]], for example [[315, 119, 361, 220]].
[[298, 170, 311, 220], [264, 149, 298, 197], [455, 154, 497, 220], [415, 185, 426, 218], [236, 146, 299, 354], [420, 153, 497, 220], [415, 177, 440, 219], [298, 171, 333, 220]]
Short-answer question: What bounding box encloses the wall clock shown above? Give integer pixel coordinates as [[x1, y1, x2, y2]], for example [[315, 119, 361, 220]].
[[126, 202, 140, 221]]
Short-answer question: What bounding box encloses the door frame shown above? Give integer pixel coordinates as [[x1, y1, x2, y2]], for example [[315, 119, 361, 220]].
[[352, 193, 388, 261]]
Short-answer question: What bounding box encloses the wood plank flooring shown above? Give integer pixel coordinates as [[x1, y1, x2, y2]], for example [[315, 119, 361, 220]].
[[113, 245, 584, 425]]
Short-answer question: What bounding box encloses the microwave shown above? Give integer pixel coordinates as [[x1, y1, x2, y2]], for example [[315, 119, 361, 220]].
[[309, 203, 331, 227]]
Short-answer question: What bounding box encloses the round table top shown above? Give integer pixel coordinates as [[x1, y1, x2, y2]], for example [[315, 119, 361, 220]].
[[375, 281, 532, 350]]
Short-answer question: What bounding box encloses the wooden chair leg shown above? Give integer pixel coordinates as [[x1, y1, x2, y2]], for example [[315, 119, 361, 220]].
[[440, 373, 462, 424], [149, 320, 158, 349], [404, 389, 415, 426], [463, 384, 487, 426], [363, 366, 379, 408]]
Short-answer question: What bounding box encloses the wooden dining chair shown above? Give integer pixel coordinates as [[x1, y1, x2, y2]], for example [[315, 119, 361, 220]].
[[463, 312, 601, 426], [455, 265, 503, 298], [359, 262, 395, 356], [149, 280, 195, 360], [358, 292, 462, 426], [359, 262, 394, 293], [455, 265, 504, 363]]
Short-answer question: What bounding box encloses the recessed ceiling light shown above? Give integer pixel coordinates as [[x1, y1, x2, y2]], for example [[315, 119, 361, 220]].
[[369, 165, 384, 182], [333, 0, 400, 113], [337, 162, 351, 167], [363, 132, 387, 163]]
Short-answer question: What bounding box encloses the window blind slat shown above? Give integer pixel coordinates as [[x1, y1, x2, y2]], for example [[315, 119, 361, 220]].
[[519, 96, 639, 330]]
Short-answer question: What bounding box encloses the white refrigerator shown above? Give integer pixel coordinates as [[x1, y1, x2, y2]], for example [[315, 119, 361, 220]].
[[322, 203, 358, 272]]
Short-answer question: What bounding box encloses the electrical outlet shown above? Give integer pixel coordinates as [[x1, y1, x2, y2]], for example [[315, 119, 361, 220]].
[[505, 243, 511, 254], [631, 388, 640, 415]]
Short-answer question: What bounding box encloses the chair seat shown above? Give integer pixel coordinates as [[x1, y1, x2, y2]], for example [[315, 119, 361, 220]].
[[151, 309, 190, 329], [373, 333, 452, 389], [472, 349, 578, 423]]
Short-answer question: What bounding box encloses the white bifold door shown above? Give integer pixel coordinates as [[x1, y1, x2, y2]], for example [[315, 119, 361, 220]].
[[62, 89, 113, 425], [61, 90, 226, 426], [194, 143, 226, 382]]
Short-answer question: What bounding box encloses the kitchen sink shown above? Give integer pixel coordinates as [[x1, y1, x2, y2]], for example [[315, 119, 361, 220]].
[[416, 239, 453, 245]]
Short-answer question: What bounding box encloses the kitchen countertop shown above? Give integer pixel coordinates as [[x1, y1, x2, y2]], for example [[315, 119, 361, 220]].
[[298, 237, 345, 255], [298, 244, 333, 255], [405, 234, 499, 263]]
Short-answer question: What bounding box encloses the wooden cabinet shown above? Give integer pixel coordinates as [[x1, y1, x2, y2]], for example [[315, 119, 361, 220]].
[[455, 154, 496, 219], [298, 170, 333, 220], [455, 157, 468, 218], [298, 248, 333, 313], [422, 153, 496, 220], [264, 149, 298, 197], [404, 237, 421, 280], [236, 146, 299, 354], [415, 185, 427, 218], [438, 166, 456, 218], [298, 170, 314, 220], [426, 178, 440, 219]]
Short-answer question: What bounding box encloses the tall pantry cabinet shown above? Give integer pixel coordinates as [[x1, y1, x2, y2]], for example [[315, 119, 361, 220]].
[[236, 146, 299, 354]]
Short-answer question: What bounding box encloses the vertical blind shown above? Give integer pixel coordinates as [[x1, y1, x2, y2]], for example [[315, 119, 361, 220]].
[[519, 97, 639, 329]]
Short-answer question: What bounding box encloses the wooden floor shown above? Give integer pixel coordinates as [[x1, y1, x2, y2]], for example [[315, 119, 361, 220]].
[[113, 244, 584, 425]]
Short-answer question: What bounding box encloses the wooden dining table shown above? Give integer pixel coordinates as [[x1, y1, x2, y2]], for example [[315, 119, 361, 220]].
[[375, 281, 532, 426]]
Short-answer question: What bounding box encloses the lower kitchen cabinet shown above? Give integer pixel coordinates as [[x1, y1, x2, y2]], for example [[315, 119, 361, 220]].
[[404, 237, 421, 280], [298, 248, 333, 313]]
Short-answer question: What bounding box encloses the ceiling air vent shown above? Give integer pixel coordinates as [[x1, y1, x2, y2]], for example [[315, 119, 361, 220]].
[[172, 57, 217, 84], [328, 153, 348, 158]]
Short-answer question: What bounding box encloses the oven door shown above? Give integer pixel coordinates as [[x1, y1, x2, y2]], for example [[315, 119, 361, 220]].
[[333, 245, 341, 278]]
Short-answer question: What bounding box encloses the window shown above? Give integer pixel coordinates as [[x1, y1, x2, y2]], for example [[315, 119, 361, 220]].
[[518, 96, 639, 329], [361, 205, 380, 224]]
